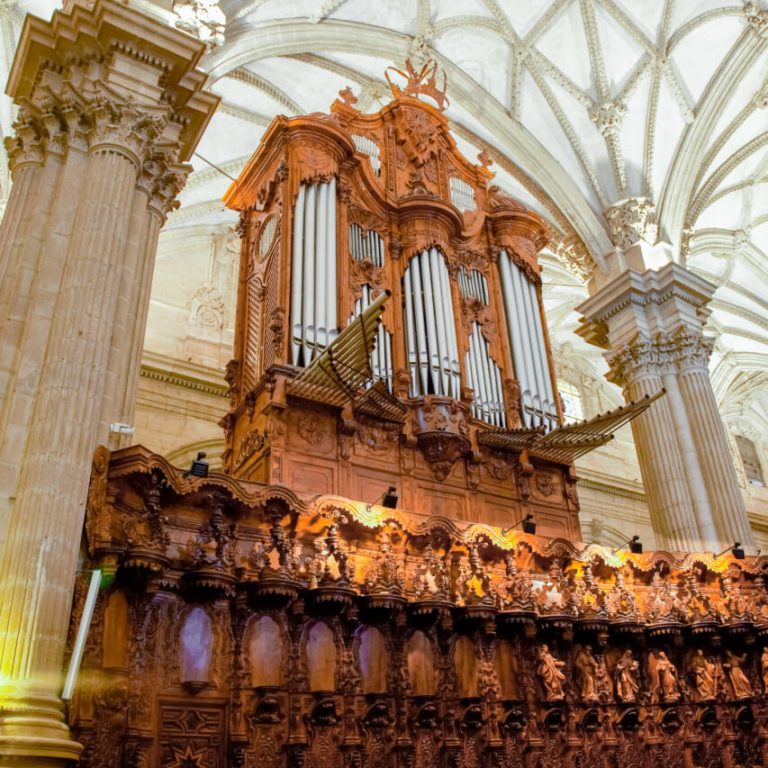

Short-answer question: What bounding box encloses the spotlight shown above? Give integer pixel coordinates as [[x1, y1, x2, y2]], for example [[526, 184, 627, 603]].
[[368, 486, 398, 510], [502, 513, 536, 537], [381, 486, 398, 509], [716, 542, 745, 560], [613, 535, 643, 555], [185, 451, 209, 478]]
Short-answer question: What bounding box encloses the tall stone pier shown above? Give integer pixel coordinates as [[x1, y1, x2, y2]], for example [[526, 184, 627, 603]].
[[0, 2, 217, 763]]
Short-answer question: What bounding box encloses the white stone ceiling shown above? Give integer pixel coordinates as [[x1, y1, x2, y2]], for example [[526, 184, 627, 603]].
[[2, 0, 767, 432]]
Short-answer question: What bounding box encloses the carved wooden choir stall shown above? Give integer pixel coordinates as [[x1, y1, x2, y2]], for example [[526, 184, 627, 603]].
[[70, 62, 768, 768]]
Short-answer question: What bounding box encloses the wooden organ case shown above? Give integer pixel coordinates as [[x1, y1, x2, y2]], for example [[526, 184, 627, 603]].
[[222, 63, 579, 539]]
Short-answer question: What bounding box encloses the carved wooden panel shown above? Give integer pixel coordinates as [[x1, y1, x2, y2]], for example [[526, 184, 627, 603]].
[[159, 703, 227, 768]]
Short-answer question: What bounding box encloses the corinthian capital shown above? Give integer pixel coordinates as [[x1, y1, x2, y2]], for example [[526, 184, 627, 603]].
[[606, 328, 713, 387], [604, 197, 658, 251], [668, 328, 714, 374], [4, 111, 45, 169], [87, 98, 166, 166], [606, 333, 674, 388]]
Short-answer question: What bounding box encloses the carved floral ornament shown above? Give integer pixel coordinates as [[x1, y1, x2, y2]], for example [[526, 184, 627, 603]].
[[78, 449, 768, 768], [88, 448, 768, 592], [604, 197, 658, 251]]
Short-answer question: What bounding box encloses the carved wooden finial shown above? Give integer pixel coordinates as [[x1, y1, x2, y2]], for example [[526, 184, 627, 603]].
[[384, 58, 449, 111], [338, 86, 358, 106]]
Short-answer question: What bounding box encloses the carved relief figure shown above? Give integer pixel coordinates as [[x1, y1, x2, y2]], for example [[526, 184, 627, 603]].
[[724, 651, 752, 699], [690, 649, 719, 701], [649, 651, 680, 703], [614, 650, 639, 703], [537, 644, 566, 701], [762, 647, 768, 692], [574, 646, 600, 702]]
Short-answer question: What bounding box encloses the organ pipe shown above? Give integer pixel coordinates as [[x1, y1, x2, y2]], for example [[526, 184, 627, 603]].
[[403, 248, 460, 398], [497, 251, 557, 430], [349, 224, 385, 267], [291, 180, 338, 367], [350, 284, 393, 391], [465, 322, 506, 427]]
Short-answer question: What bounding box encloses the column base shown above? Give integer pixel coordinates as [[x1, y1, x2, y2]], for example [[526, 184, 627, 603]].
[[0, 691, 82, 767]]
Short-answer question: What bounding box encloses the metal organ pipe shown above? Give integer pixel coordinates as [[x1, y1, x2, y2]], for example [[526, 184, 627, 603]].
[[349, 284, 393, 391], [438, 253, 461, 396], [464, 322, 506, 427], [290, 185, 305, 365], [403, 249, 460, 398], [290, 180, 338, 367], [497, 250, 557, 430]]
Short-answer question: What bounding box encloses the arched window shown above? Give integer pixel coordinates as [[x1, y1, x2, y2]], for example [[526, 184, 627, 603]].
[[736, 435, 764, 486], [558, 380, 583, 423]]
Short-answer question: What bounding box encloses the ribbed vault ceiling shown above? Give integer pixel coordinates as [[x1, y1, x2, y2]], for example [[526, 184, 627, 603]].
[[3, 0, 768, 433]]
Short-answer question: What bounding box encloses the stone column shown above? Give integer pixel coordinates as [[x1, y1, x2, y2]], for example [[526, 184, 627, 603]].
[[577, 198, 754, 553], [0, 2, 217, 764]]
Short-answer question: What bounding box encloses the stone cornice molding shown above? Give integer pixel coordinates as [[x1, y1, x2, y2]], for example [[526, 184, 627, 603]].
[[577, 262, 716, 332], [6, 0, 219, 162]]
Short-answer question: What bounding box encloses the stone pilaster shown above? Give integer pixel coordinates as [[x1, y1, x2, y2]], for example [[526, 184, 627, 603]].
[[578, 261, 754, 553], [0, 2, 218, 764]]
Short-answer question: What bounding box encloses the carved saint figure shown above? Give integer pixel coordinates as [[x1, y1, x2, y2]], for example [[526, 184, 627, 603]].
[[615, 649, 639, 703], [724, 651, 752, 699], [574, 646, 599, 702], [762, 647, 768, 693], [690, 649, 719, 701], [650, 651, 680, 703], [537, 644, 566, 701]]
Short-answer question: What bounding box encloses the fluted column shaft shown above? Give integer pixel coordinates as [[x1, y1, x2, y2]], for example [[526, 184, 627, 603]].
[[0, 2, 217, 764], [678, 363, 753, 547], [578, 261, 754, 553], [621, 371, 700, 551]]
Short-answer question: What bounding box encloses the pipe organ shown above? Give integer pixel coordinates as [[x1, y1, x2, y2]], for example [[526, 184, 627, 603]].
[[222, 61, 580, 537]]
